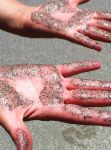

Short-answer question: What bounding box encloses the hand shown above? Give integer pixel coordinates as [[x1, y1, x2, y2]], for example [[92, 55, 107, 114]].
[[1, 62, 111, 149], [30, 0, 111, 51], [1, 0, 111, 51]]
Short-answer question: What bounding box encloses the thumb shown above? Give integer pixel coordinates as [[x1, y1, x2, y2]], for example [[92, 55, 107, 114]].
[[1, 111, 32, 150]]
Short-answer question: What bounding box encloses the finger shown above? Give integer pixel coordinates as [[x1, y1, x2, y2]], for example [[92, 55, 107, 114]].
[[89, 19, 111, 32], [57, 61, 101, 77], [74, 0, 90, 5], [2, 112, 32, 150], [82, 26, 111, 42], [56, 104, 111, 126], [69, 32, 102, 51], [65, 89, 111, 106], [94, 11, 111, 21], [66, 78, 111, 91]]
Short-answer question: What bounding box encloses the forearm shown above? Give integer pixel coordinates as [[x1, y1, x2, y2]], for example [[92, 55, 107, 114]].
[[0, 0, 34, 32]]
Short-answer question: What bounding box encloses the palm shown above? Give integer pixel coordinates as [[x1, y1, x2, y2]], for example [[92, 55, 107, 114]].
[[0, 64, 64, 110], [1, 62, 111, 149], [31, 0, 111, 50]]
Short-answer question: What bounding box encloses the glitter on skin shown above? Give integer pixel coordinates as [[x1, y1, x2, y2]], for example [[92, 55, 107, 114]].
[[71, 79, 111, 89], [31, 5, 94, 31], [0, 64, 65, 109], [72, 89, 111, 100], [61, 61, 100, 70], [95, 11, 111, 20], [30, 0, 111, 50], [39, 65, 64, 105], [16, 128, 29, 150], [37, 0, 70, 13], [2, 62, 111, 149], [73, 32, 100, 49], [62, 104, 111, 124], [0, 80, 34, 111], [84, 26, 111, 40], [96, 20, 111, 28], [1, 64, 41, 78]]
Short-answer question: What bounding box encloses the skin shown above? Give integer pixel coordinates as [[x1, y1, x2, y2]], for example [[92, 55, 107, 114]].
[[1, 62, 111, 149], [0, 0, 111, 149], [1, 0, 111, 50], [16, 128, 29, 150]]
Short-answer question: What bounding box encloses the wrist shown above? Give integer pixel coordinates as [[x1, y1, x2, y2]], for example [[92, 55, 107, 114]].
[[0, 0, 31, 30]]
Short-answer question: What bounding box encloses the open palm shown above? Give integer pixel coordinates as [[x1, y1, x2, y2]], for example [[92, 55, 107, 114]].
[[1, 62, 111, 149], [29, 0, 111, 50]]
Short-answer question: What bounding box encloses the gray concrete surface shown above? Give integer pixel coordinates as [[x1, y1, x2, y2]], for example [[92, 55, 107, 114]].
[[0, 0, 111, 149]]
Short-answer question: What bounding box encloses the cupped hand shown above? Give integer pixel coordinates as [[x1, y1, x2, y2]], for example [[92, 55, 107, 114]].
[[1, 61, 111, 149]]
